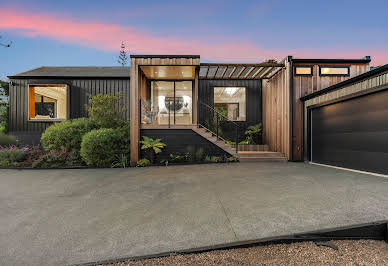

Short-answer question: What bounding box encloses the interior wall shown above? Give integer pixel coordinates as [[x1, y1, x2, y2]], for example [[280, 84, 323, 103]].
[[262, 65, 291, 159]]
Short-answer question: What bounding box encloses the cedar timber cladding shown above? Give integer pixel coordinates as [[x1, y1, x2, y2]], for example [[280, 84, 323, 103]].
[[262, 60, 291, 160], [8, 77, 130, 144], [292, 63, 369, 160], [130, 55, 201, 165]]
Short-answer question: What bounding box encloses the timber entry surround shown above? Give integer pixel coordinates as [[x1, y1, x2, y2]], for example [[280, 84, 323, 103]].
[[130, 55, 200, 165]]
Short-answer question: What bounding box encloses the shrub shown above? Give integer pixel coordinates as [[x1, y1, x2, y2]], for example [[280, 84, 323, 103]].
[[245, 123, 262, 144], [195, 147, 204, 162], [41, 118, 96, 153], [0, 148, 27, 167], [186, 146, 196, 162], [227, 156, 239, 163], [32, 150, 67, 168], [19, 145, 45, 167], [87, 94, 125, 128], [111, 154, 129, 168], [136, 158, 150, 167], [80, 127, 129, 167], [0, 103, 9, 134], [210, 156, 222, 163], [0, 132, 17, 146], [169, 153, 186, 163]]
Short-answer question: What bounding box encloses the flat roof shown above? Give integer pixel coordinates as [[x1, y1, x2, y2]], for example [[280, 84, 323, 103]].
[[9, 66, 131, 79], [292, 56, 371, 64], [130, 54, 200, 58]]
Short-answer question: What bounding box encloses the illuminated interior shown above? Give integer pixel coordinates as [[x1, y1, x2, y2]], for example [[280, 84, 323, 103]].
[[320, 67, 349, 75], [142, 81, 193, 125], [295, 67, 312, 75], [28, 85, 68, 119], [214, 87, 246, 121]]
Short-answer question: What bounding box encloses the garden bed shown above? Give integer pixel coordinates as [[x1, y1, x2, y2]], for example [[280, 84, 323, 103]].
[[104, 240, 388, 266]]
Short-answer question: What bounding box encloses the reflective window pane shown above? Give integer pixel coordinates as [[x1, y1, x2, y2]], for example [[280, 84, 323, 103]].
[[320, 67, 349, 75], [28, 85, 67, 119], [214, 87, 246, 121]]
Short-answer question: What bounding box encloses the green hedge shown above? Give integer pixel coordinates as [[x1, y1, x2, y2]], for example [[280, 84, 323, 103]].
[[41, 118, 96, 153], [80, 124, 130, 167]]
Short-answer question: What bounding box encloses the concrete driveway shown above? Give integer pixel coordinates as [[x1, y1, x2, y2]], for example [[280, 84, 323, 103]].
[[1, 162, 388, 265]]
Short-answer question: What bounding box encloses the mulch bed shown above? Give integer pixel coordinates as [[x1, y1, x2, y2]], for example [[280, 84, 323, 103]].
[[104, 240, 388, 266]]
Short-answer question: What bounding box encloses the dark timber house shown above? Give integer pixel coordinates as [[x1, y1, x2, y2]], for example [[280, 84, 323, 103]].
[[9, 55, 388, 174]]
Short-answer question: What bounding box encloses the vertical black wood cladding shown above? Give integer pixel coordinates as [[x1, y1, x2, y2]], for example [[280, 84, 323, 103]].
[[141, 129, 232, 160], [198, 79, 262, 142], [8, 78, 130, 144]]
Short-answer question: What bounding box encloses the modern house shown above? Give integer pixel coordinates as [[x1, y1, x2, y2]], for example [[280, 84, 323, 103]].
[[8, 55, 388, 174]]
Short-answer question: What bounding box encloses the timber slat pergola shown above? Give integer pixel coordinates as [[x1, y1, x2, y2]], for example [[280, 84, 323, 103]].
[[199, 62, 285, 80]]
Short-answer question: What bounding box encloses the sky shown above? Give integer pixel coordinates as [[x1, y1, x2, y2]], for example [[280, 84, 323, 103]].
[[0, 0, 387, 80]]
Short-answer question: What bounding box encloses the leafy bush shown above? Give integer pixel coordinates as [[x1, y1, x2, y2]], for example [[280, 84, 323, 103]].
[[169, 153, 186, 163], [32, 150, 67, 168], [41, 118, 96, 153], [225, 139, 249, 145], [245, 123, 262, 144], [87, 94, 125, 128], [19, 145, 45, 167], [0, 132, 17, 146], [227, 156, 239, 163], [80, 127, 129, 167], [186, 146, 196, 162], [210, 156, 222, 163], [112, 154, 129, 168], [136, 158, 150, 167], [0, 147, 28, 167], [0, 103, 8, 134], [195, 147, 204, 162]]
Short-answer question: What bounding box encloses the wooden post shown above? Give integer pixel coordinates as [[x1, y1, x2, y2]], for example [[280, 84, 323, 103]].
[[130, 58, 140, 166]]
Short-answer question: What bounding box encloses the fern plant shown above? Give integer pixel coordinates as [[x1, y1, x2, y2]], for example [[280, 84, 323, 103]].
[[245, 123, 262, 144], [140, 136, 166, 164]]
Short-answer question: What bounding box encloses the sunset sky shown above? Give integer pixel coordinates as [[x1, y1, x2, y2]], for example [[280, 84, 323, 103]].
[[0, 0, 387, 80]]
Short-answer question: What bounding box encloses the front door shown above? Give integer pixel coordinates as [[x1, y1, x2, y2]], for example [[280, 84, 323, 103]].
[[151, 81, 193, 125]]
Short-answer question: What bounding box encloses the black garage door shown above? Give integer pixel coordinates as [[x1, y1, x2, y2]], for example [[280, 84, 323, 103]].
[[310, 89, 388, 174]]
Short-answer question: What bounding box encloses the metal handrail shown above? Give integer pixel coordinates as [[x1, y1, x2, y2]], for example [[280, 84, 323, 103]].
[[198, 100, 240, 127], [197, 100, 240, 152]]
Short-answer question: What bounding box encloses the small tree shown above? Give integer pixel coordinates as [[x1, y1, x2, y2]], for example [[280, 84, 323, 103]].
[[118, 41, 128, 66], [140, 136, 166, 164], [86, 94, 125, 128]]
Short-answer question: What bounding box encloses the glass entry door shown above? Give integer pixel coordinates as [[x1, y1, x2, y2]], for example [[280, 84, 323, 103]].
[[151, 81, 193, 125]]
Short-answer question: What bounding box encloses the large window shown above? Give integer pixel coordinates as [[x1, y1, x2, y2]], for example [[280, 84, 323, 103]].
[[28, 85, 68, 120], [149, 81, 193, 125], [214, 87, 246, 121], [319, 66, 350, 76]]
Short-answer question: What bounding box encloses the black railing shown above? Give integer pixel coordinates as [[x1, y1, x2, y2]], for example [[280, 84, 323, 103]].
[[197, 101, 240, 153]]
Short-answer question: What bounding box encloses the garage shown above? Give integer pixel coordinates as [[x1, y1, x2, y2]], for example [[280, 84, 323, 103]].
[[302, 65, 388, 175]]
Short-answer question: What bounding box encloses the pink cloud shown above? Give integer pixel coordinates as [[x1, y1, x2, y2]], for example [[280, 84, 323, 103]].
[[0, 7, 387, 65]]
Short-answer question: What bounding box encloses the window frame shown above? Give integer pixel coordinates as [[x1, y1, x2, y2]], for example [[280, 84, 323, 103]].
[[27, 84, 70, 122], [294, 65, 313, 76], [213, 86, 247, 122], [319, 65, 350, 77]]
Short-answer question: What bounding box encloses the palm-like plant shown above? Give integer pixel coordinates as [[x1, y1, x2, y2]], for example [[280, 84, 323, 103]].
[[140, 136, 166, 164], [245, 123, 262, 144]]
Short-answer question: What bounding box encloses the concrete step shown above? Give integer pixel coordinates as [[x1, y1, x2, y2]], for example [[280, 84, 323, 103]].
[[237, 151, 285, 157], [238, 157, 288, 162]]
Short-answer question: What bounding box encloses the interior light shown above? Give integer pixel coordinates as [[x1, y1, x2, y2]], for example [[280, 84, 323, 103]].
[[225, 87, 238, 95]]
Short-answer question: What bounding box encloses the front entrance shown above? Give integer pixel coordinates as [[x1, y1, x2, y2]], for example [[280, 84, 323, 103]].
[[150, 81, 193, 125]]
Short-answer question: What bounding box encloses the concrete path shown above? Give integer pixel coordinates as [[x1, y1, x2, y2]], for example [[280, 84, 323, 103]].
[[1, 162, 388, 265]]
